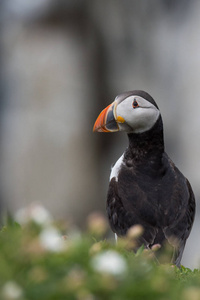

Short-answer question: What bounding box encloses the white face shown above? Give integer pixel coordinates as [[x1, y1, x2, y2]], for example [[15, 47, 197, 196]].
[[115, 95, 160, 133]]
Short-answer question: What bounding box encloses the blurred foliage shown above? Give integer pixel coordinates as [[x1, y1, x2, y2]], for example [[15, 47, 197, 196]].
[[0, 205, 200, 300]]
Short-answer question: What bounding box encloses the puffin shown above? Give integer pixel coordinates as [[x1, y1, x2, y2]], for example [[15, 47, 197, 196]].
[[93, 90, 195, 267]]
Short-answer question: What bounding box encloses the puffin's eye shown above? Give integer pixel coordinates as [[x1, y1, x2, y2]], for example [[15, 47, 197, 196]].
[[132, 99, 139, 108]]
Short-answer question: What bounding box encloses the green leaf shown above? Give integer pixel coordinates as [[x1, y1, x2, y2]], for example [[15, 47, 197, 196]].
[[135, 244, 145, 256]]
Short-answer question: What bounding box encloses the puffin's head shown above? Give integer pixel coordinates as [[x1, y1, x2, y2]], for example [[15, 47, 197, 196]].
[[93, 90, 160, 134]]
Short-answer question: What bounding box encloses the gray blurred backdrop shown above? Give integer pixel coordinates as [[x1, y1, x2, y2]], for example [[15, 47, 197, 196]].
[[0, 0, 200, 268]]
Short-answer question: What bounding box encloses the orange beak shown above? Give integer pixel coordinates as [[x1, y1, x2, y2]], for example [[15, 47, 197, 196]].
[[93, 102, 119, 132]]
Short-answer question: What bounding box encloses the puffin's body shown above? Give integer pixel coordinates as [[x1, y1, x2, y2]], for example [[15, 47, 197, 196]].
[[93, 90, 195, 267]]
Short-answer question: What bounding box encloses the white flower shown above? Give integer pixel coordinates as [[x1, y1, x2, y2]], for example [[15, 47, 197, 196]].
[[91, 250, 127, 276], [15, 203, 52, 226], [2, 281, 23, 299], [39, 226, 65, 252]]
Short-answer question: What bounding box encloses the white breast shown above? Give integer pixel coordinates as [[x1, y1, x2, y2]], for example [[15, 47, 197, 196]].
[[109, 154, 124, 182]]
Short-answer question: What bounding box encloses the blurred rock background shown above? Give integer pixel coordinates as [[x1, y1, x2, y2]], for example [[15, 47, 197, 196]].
[[0, 0, 200, 268]]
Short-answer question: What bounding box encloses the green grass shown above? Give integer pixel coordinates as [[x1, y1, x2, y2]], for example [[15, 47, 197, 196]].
[[0, 209, 199, 300]]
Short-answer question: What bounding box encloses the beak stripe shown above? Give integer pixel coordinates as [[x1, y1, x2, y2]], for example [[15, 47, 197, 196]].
[[93, 102, 119, 132], [93, 104, 112, 132]]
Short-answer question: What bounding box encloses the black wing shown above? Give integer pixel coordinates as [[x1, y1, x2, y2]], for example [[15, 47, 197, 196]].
[[164, 178, 195, 266], [107, 177, 158, 247]]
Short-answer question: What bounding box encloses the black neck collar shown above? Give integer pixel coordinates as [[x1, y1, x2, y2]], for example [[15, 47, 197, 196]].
[[125, 116, 164, 164]]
